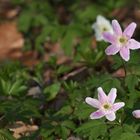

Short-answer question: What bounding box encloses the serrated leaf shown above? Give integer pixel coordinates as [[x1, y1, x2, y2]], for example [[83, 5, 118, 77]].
[[55, 106, 73, 116], [44, 82, 61, 101], [75, 120, 107, 139], [61, 120, 76, 130], [0, 129, 16, 140], [110, 126, 123, 140], [120, 132, 140, 140], [125, 75, 138, 91], [74, 103, 93, 120], [18, 11, 32, 32]]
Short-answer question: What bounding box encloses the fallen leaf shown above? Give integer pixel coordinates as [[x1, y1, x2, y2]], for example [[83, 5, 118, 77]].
[[0, 22, 24, 60], [9, 121, 38, 139]]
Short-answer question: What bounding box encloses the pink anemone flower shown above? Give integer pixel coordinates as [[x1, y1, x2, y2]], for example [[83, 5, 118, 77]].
[[132, 110, 140, 119], [103, 20, 140, 61], [85, 87, 125, 121]]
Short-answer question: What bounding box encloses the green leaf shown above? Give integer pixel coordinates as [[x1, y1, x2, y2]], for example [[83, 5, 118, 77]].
[[74, 103, 93, 120], [61, 120, 76, 130], [75, 120, 107, 139], [125, 75, 138, 91], [61, 30, 75, 56], [18, 11, 33, 32], [55, 106, 73, 116], [44, 82, 61, 101], [57, 65, 71, 75], [40, 128, 54, 138], [110, 126, 123, 140], [120, 132, 140, 140], [0, 79, 27, 96], [75, 5, 102, 22], [60, 126, 70, 139], [0, 129, 16, 140]]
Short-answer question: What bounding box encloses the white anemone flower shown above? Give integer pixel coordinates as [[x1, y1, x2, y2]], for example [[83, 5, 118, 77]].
[[92, 15, 113, 41]]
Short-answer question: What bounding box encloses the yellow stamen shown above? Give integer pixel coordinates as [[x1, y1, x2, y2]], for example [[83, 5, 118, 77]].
[[102, 27, 107, 31], [119, 36, 127, 45], [103, 104, 111, 110]]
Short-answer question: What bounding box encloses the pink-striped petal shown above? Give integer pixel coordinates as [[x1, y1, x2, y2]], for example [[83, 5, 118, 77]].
[[85, 97, 100, 108], [90, 110, 105, 119], [108, 88, 117, 104], [119, 47, 130, 61], [105, 45, 120, 55], [128, 39, 140, 50], [112, 102, 125, 112], [105, 112, 116, 121], [132, 110, 140, 118], [123, 22, 136, 38], [112, 20, 122, 35], [97, 87, 107, 103], [103, 32, 116, 44]]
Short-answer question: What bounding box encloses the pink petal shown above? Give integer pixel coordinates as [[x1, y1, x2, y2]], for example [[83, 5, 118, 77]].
[[119, 47, 130, 61], [97, 87, 107, 103], [90, 110, 105, 119], [85, 97, 100, 108], [128, 39, 140, 50], [102, 32, 116, 44], [105, 45, 120, 55], [108, 88, 117, 104], [112, 102, 125, 112], [123, 22, 136, 38], [105, 112, 116, 121], [112, 20, 122, 35], [132, 110, 140, 119]]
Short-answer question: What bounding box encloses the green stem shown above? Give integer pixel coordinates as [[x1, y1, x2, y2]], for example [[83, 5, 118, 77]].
[[105, 120, 120, 126], [121, 59, 127, 77]]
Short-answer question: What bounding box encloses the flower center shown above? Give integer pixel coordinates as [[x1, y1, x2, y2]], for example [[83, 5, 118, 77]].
[[102, 27, 108, 32], [103, 103, 111, 110], [118, 36, 128, 45]]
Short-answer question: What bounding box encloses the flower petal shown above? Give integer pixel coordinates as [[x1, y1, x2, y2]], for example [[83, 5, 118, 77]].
[[128, 39, 140, 50], [119, 47, 130, 61], [112, 102, 125, 112], [85, 97, 100, 108], [90, 110, 105, 119], [105, 45, 120, 55], [108, 88, 117, 104], [105, 112, 116, 121], [123, 22, 136, 38], [92, 23, 103, 41], [97, 87, 107, 103], [97, 15, 108, 24], [112, 20, 122, 35], [102, 32, 116, 44], [132, 110, 140, 119]]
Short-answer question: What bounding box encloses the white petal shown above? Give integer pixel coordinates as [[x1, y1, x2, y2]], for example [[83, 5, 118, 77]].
[[113, 102, 125, 111], [105, 45, 120, 55], [90, 110, 105, 119], [103, 32, 116, 44], [85, 97, 100, 108], [92, 23, 103, 41], [97, 15, 113, 32], [132, 110, 140, 118], [105, 112, 116, 121], [92, 15, 113, 41], [97, 15, 109, 25], [108, 88, 117, 104], [112, 20, 122, 35], [123, 22, 136, 38], [97, 87, 107, 103], [119, 47, 130, 61], [92, 23, 97, 30], [128, 39, 140, 50]]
